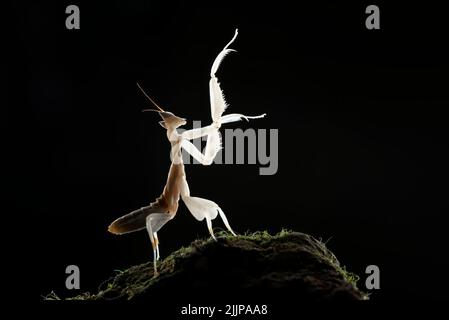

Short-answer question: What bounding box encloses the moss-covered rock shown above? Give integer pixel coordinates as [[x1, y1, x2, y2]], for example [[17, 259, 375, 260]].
[[46, 230, 367, 301]]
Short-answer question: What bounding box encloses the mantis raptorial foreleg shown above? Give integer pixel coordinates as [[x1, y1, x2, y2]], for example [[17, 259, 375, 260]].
[[109, 29, 264, 274], [181, 124, 218, 140], [181, 123, 222, 166], [209, 30, 266, 124], [180, 29, 265, 168], [181, 139, 218, 166]]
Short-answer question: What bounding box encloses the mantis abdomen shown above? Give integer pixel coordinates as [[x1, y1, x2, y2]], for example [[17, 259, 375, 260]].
[[108, 163, 185, 235]]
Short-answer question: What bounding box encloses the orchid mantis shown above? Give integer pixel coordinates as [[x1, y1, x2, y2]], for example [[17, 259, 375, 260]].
[[108, 29, 265, 275]]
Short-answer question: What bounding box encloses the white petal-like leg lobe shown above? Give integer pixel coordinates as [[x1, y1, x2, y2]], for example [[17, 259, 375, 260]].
[[182, 194, 237, 240], [184, 196, 218, 241], [182, 196, 219, 221]]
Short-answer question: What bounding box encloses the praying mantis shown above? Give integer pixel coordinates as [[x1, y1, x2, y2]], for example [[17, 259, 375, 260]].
[[108, 29, 266, 275]]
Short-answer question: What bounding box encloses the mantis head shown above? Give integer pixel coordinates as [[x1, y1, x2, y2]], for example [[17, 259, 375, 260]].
[[156, 111, 187, 129], [137, 82, 187, 130]]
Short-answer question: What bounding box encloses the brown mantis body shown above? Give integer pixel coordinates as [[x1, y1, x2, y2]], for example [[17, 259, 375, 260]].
[[108, 29, 265, 275]]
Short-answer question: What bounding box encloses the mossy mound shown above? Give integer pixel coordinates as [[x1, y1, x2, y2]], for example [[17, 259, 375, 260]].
[[46, 230, 367, 301]]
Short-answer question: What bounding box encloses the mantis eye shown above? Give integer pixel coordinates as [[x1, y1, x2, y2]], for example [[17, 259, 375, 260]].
[[159, 121, 167, 129]]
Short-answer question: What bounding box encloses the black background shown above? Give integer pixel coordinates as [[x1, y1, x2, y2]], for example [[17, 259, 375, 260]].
[[8, 1, 449, 301]]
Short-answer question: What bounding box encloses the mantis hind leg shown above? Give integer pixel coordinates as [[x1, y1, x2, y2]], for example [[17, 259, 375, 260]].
[[217, 207, 237, 237], [154, 232, 160, 261], [181, 179, 236, 240], [145, 213, 173, 276], [183, 196, 237, 240]]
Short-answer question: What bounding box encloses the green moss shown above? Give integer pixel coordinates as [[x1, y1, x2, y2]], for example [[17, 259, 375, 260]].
[[42, 291, 62, 301], [45, 230, 367, 301]]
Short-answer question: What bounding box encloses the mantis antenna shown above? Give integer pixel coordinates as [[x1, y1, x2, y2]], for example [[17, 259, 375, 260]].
[[136, 82, 165, 112]]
